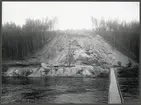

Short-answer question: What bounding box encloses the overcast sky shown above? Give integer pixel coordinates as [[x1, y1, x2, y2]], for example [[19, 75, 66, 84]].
[[2, 2, 140, 30]]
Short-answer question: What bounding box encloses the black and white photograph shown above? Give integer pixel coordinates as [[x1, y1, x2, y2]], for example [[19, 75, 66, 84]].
[[1, 1, 140, 104]]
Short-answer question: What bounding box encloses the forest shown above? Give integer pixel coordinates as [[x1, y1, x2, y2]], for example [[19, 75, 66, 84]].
[[91, 17, 140, 63], [2, 18, 57, 60], [2, 17, 140, 63]]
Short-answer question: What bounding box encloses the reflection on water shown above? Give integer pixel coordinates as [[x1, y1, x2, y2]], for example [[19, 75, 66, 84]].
[[118, 77, 139, 104], [2, 76, 139, 104], [2, 77, 109, 104]]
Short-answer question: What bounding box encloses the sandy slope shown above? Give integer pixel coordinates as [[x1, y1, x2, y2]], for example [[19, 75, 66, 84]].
[[35, 34, 134, 67]]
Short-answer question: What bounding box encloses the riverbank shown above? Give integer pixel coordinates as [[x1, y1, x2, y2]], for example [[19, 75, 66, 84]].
[[3, 64, 109, 78]]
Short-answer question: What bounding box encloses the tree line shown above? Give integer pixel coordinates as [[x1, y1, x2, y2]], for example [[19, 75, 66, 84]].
[[2, 18, 57, 60], [91, 17, 140, 62], [2, 17, 140, 63]]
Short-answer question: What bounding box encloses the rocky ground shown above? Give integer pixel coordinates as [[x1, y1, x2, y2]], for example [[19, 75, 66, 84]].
[[3, 34, 138, 77]]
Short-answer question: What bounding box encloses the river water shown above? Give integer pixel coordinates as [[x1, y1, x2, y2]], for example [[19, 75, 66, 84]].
[[118, 77, 139, 104], [2, 77, 109, 104], [2, 76, 139, 104]]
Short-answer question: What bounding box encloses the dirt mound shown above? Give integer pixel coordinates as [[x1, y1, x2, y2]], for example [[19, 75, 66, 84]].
[[33, 34, 136, 67]]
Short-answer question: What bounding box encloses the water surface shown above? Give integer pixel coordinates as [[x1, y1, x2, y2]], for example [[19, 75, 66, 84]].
[[2, 77, 109, 104], [118, 77, 139, 104]]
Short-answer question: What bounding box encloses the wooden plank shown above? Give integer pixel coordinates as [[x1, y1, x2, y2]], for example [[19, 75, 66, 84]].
[[108, 68, 123, 104]]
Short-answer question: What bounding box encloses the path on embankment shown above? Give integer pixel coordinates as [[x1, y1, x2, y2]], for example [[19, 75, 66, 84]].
[[108, 68, 124, 104]]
